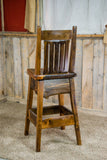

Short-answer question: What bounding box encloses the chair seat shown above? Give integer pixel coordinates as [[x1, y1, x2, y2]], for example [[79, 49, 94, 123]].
[[28, 69, 70, 98]]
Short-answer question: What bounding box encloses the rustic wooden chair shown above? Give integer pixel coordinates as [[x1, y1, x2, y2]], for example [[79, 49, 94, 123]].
[[24, 26, 81, 152]]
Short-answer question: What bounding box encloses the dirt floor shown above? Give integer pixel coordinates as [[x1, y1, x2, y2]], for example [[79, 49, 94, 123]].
[[0, 100, 107, 160]]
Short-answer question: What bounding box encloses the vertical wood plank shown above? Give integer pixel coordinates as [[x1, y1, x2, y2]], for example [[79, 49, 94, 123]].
[[0, 38, 3, 96], [75, 39, 83, 107], [29, 38, 36, 68], [5, 37, 14, 97], [13, 38, 22, 98], [1, 38, 6, 96], [82, 39, 93, 109], [20, 38, 29, 99], [103, 44, 107, 112], [93, 40, 104, 110]]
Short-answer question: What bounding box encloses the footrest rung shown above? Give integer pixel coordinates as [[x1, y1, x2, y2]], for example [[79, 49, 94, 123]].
[[42, 115, 74, 129]]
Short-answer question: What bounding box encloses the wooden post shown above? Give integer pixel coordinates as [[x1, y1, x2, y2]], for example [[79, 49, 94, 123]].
[[1, 0, 4, 31]]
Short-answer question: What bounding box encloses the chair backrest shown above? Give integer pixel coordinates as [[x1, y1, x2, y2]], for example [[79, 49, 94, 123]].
[[35, 26, 77, 75]]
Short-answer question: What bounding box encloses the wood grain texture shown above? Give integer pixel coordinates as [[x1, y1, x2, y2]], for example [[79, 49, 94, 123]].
[[36, 80, 44, 152], [21, 38, 29, 99], [1, 38, 6, 96], [93, 40, 104, 110], [69, 26, 77, 72], [75, 39, 83, 107], [35, 26, 41, 75], [58, 94, 65, 130], [13, 38, 22, 98], [54, 42, 59, 72], [42, 115, 74, 129], [29, 38, 36, 68], [103, 44, 107, 112], [82, 39, 93, 109], [44, 41, 48, 74], [5, 37, 14, 97], [0, 38, 3, 96], [42, 30, 72, 40], [69, 79, 81, 145]]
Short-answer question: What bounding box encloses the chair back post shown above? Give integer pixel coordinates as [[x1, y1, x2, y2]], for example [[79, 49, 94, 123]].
[[69, 26, 77, 73], [35, 26, 41, 75]]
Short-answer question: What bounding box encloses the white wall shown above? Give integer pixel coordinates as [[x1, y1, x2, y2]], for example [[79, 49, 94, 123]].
[[43, 0, 107, 34]]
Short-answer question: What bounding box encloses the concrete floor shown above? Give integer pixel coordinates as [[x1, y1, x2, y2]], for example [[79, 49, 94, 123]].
[[0, 101, 107, 160]]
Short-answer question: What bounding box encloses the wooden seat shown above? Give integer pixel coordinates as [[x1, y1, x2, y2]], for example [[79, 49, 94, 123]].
[[24, 26, 82, 152], [28, 68, 76, 98]]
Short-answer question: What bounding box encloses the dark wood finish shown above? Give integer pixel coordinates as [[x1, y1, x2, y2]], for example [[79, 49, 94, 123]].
[[24, 26, 81, 152], [64, 40, 70, 71], [69, 79, 81, 145], [60, 105, 73, 115], [31, 105, 60, 115], [31, 105, 73, 116], [36, 81, 44, 152], [35, 26, 41, 75], [24, 77, 33, 135], [59, 42, 65, 72], [41, 30, 72, 40], [69, 26, 77, 72], [58, 94, 65, 130], [49, 42, 54, 73], [29, 109, 37, 126], [54, 42, 59, 72], [27, 68, 77, 80], [44, 41, 48, 74]]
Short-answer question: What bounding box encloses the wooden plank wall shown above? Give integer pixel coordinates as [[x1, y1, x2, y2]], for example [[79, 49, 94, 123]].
[[0, 37, 107, 112]]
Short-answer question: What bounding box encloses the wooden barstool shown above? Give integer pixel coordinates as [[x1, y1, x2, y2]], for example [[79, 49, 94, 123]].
[[24, 26, 81, 152]]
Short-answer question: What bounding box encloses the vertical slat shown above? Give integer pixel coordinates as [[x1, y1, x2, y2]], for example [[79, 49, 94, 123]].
[[75, 39, 83, 107], [49, 42, 54, 73], [21, 38, 29, 99], [54, 42, 59, 72], [64, 40, 69, 71], [82, 39, 93, 109], [69, 26, 77, 72], [13, 38, 22, 98], [103, 44, 107, 112], [59, 42, 65, 72], [93, 40, 104, 110], [5, 37, 14, 97], [44, 41, 48, 74]]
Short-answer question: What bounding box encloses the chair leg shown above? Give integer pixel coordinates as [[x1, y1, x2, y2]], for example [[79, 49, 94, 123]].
[[69, 79, 82, 145], [58, 94, 65, 130], [36, 81, 44, 152], [24, 76, 33, 135]]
